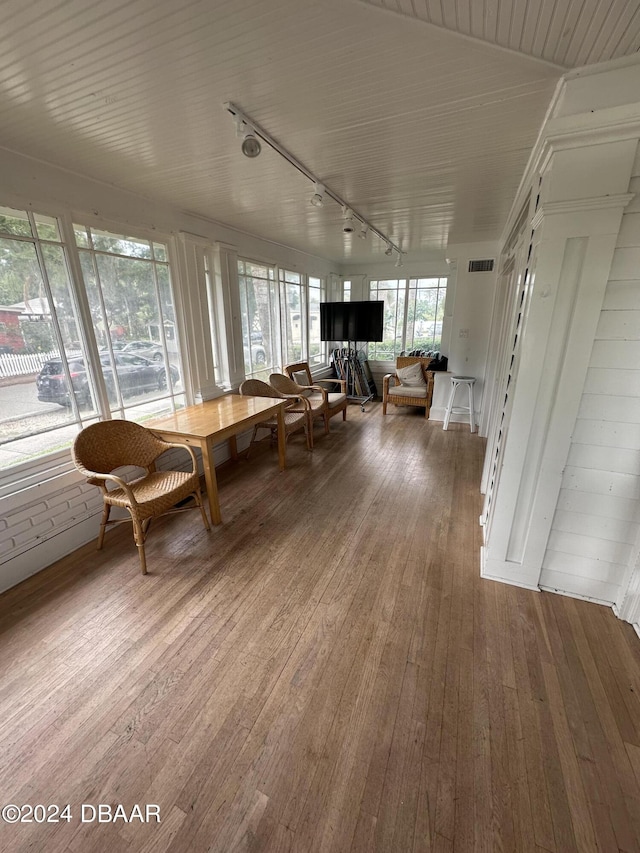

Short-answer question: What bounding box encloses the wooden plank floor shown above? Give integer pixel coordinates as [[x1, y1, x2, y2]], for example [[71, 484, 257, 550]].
[[1, 403, 639, 853]]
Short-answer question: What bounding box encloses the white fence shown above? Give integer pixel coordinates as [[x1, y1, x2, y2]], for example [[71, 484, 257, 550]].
[[0, 350, 59, 379]]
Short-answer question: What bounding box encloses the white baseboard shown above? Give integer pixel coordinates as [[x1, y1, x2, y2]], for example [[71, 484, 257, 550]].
[[539, 584, 615, 608], [0, 513, 100, 594]]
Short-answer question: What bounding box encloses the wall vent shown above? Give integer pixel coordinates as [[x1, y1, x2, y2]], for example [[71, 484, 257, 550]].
[[468, 259, 494, 273]]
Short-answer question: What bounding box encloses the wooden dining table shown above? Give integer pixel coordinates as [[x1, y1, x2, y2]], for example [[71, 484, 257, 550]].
[[147, 393, 286, 525]]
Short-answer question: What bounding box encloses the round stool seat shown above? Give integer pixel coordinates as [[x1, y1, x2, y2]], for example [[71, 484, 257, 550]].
[[443, 375, 476, 432]]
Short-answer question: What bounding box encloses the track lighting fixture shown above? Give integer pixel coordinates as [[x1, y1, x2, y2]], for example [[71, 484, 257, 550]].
[[310, 183, 325, 207], [395, 250, 403, 268], [235, 116, 262, 158], [224, 101, 404, 256], [342, 208, 356, 234], [241, 132, 261, 158]]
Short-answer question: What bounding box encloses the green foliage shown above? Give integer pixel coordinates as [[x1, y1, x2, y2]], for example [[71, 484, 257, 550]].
[[21, 319, 56, 353]]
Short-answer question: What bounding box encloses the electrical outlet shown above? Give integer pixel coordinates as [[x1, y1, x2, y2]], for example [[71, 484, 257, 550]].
[[459, 328, 469, 338]]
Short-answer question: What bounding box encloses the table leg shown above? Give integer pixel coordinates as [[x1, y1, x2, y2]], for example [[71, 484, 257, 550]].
[[201, 438, 222, 525], [228, 434, 238, 461], [276, 403, 287, 471]]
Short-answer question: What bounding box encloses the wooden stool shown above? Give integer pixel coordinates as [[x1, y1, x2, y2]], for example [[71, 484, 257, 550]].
[[443, 375, 476, 433]]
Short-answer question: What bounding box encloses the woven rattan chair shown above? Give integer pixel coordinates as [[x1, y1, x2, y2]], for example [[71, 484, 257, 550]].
[[239, 378, 312, 452], [72, 420, 210, 575], [382, 356, 435, 419], [272, 362, 347, 436]]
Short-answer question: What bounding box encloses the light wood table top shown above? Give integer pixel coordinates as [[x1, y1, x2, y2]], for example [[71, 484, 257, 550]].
[[148, 394, 286, 525]]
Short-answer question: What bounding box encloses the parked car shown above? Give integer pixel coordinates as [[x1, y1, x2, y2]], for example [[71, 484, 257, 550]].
[[122, 340, 165, 361], [244, 341, 266, 366], [36, 353, 179, 407]]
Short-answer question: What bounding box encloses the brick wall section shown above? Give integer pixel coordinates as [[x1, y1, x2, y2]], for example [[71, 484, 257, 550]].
[[0, 441, 224, 593]]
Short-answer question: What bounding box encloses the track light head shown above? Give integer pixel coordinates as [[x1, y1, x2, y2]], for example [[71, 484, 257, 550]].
[[384, 244, 393, 256], [358, 223, 368, 240], [395, 251, 403, 268], [342, 207, 355, 234], [241, 132, 261, 158], [310, 182, 325, 207]]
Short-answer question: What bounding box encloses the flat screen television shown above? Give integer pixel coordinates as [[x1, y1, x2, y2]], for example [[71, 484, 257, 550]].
[[320, 300, 384, 342]]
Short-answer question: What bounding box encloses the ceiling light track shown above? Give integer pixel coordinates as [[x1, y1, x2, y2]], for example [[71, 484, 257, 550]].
[[224, 101, 404, 257]]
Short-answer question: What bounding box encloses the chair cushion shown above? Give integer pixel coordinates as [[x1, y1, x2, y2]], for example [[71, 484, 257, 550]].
[[388, 385, 428, 399], [396, 362, 426, 387], [327, 392, 347, 407]]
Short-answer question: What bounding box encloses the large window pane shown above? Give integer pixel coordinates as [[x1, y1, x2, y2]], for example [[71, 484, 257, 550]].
[[280, 274, 305, 365], [0, 212, 90, 469], [308, 277, 323, 366], [238, 260, 326, 378], [369, 280, 405, 359], [238, 261, 278, 379], [369, 276, 446, 359], [406, 278, 446, 352], [75, 225, 184, 421]]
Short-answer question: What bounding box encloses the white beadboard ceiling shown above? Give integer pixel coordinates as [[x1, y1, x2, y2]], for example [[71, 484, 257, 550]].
[[0, 0, 636, 263]]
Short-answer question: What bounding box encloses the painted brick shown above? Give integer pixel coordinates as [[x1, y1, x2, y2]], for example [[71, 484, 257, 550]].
[[12, 518, 55, 547], [6, 502, 48, 526], [5, 519, 32, 538], [0, 537, 15, 556]]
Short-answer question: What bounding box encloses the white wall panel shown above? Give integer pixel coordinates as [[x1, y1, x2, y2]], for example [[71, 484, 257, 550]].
[[571, 418, 640, 450], [543, 549, 628, 584], [556, 489, 640, 522], [602, 281, 640, 310], [547, 529, 634, 564], [616, 212, 640, 246], [578, 392, 640, 423], [595, 309, 640, 339], [609, 247, 640, 279], [589, 341, 640, 370], [561, 465, 640, 500], [543, 185, 640, 608], [567, 442, 640, 475], [585, 367, 640, 397], [553, 508, 638, 544]]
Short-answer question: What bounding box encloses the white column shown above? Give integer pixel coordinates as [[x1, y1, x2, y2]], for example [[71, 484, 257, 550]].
[[482, 138, 636, 589]]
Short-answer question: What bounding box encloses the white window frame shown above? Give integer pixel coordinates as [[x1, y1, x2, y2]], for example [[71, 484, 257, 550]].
[[369, 276, 448, 359], [0, 206, 187, 483], [238, 258, 327, 377]]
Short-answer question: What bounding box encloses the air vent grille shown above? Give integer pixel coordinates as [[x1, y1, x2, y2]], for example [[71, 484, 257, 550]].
[[468, 259, 494, 273]]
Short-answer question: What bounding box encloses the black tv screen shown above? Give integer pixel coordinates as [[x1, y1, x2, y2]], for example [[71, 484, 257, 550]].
[[320, 301, 384, 342]]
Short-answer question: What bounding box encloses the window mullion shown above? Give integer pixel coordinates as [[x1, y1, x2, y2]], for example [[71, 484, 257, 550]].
[[58, 216, 112, 417], [28, 212, 85, 424], [401, 278, 410, 352]]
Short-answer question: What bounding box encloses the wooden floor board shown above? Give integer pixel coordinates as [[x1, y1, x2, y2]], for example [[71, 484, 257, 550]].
[[1, 405, 639, 852]]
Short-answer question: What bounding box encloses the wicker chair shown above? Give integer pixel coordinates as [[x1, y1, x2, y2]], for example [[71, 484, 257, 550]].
[[239, 378, 312, 452], [272, 362, 347, 435], [72, 420, 210, 575], [382, 356, 435, 419]]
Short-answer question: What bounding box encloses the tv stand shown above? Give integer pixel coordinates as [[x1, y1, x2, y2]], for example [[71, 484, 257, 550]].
[[332, 344, 376, 412]]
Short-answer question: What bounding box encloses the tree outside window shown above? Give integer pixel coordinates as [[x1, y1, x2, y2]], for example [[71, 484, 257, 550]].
[[369, 277, 447, 359]]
